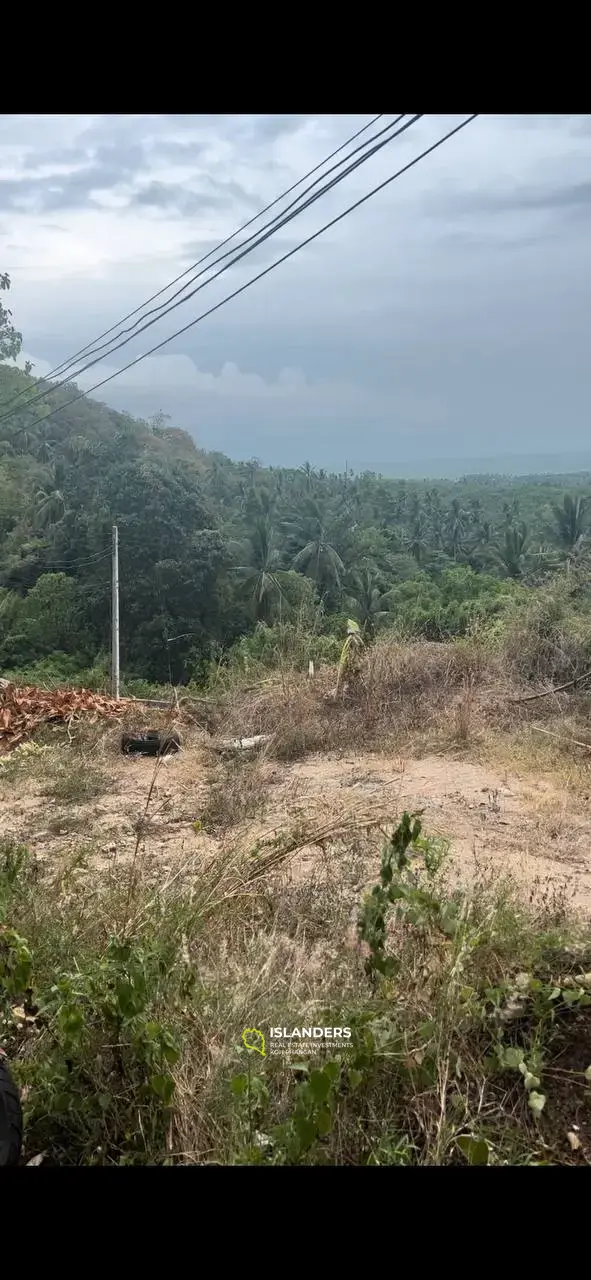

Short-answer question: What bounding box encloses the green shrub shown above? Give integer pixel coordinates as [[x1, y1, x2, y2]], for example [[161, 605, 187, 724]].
[[1, 811, 590, 1166], [385, 567, 523, 642], [1, 651, 88, 688], [211, 620, 341, 683], [0, 839, 186, 1166], [0, 573, 90, 669], [502, 578, 591, 683]]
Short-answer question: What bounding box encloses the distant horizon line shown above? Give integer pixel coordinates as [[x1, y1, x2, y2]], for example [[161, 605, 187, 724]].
[[225, 449, 591, 481], [339, 450, 591, 480]]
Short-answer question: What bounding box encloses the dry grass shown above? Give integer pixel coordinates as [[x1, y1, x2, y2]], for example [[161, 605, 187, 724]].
[[199, 637, 543, 774], [4, 635, 591, 1164], [164, 845, 591, 1166], [480, 707, 591, 795], [5, 634, 591, 776], [502, 588, 591, 686], [42, 760, 113, 804], [452, 676, 475, 744], [199, 755, 271, 835], [207, 638, 497, 760], [198, 638, 591, 802], [4, 781, 591, 1164]]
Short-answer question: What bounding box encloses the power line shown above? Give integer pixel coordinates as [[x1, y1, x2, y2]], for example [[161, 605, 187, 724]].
[[27, 547, 112, 569], [3, 116, 401, 423], [14, 115, 478, 439], [13, 116, 475, 438], [0, 115, 416, 426], [4, 114, 386, 412], [55, 117, 404, 374], [47, 115, 392, 380]]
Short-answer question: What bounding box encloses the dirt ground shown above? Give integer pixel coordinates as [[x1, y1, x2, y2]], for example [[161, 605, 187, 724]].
[[2, 733, 591, 918]]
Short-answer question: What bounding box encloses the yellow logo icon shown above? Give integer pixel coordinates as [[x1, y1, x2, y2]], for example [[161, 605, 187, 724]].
[[242, 1027, 266, 1057]]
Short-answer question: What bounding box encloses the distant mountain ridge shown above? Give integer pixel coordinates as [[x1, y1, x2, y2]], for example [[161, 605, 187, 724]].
[[349, 453, 591, 481]]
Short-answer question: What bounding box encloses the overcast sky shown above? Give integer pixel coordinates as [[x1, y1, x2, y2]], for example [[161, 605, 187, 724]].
[[1, 113, 590, 473]]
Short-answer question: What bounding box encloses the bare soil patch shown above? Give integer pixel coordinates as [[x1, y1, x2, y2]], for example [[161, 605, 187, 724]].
[[2, 728, 590, 916]]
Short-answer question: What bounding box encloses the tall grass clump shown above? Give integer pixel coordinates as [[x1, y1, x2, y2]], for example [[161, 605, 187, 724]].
[[2, 797, 591, 1167], [502, 580, 591, 686], [209, 633, 497, 760]]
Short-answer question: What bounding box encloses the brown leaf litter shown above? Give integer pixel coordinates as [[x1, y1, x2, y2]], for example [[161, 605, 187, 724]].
[[0, 681, 129, 754]]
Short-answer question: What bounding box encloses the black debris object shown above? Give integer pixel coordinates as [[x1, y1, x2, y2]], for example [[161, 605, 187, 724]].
[[121, 729, 181, 756]]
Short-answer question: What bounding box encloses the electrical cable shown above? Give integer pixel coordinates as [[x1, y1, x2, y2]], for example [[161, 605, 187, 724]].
[[12, 115, 478, 438], [48, 116, 396, 377], [0, 114, 417, 425], [52, 117, 404, 373], [13, 547, 111, 569], [3, 114, 387, 410]]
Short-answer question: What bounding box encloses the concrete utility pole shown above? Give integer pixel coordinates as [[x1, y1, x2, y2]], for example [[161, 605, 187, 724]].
[[111, 525, 120, 700]]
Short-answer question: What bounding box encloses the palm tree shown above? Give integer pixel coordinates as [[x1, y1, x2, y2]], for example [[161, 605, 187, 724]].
[[34, 462, 67, 530], [245, 485, 274, 523], [234, 517, 288, 621], [346, 567, 392, 639], [59, 435, 102, 468], [549, 494, 590, 563], [424, 488, 443, 543], [284, 497, 345, 595], [407, 492, 421, 524], [468, 496, 483, 527], [446, 498, 468, 561], [467, 519, 493, 571], [404, 517, 429, 567], [489, 521, 530, 580], [34, 423, 56, 464], [244, 457, 262, 487], [13, 422, 38, 455], [299, 461, 316, 493], [502, 497, 520, 527]]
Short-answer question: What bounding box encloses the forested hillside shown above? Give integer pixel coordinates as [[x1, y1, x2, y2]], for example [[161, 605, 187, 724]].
[[2, 351, 591, 688], [5, 261, 591, 1171]]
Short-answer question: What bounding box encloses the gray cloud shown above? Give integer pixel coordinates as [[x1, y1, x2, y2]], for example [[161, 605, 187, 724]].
[[131, 176, 263, 218], [0, 160, 130, 214], [131, 181, 226, 215], [4, 114, 591, 473], [0, 116, 301, 218], [439, 180, 591, 219], [239, 115, 308, 144], [92, 142, 146, 175], [144, 138, 207, 163]]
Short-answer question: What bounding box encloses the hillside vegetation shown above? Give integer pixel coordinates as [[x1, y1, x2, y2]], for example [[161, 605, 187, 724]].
[[2, 281, 591, 1167], [2, 261, 591, 701], [2, 291, 591, 692]]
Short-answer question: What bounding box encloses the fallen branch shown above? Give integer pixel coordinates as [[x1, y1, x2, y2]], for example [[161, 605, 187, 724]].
[[246, 809, 391, 883], [509, 669, 591, 704], [129, 695, 213, 709], [212, 734, 273, 754], [531, 726, 591, 752]]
